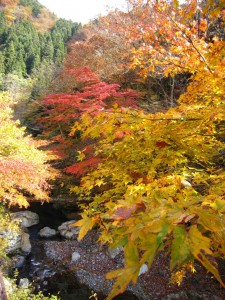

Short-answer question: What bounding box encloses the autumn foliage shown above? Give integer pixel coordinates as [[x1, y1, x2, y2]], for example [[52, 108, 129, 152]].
[[57, 1, 225, 299], [39, 67, 140, 177], [27, 0, 225, 299], [40, 67, 138, 131], [0, 92, 56, 207]]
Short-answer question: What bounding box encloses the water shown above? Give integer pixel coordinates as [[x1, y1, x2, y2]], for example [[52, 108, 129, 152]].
[[17, 202, 139, 300]]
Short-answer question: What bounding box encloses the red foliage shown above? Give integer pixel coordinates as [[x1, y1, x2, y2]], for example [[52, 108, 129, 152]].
[[39, 67, 140, 179], [68, 67, 100, 85], [40, 68, 140, 133], [115, 130, 132, 140], [156, 141, 168, 148], [65, 156, 102, 177]]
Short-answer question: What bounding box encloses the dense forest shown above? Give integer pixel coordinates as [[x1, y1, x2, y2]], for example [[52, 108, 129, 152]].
[[0, 0, 225, 299]]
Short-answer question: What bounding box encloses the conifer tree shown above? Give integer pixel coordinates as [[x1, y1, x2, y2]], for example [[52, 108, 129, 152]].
[[0, 53, 5, 74], [5, 41, 17, 74], [41, 34, 54, 62], [0, 11, 6, 43]]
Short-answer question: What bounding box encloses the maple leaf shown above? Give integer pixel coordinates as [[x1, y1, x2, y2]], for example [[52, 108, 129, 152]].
[[112, 205, 137, 221], [74, 214, 96, 240], [156, 141, 168, 148]]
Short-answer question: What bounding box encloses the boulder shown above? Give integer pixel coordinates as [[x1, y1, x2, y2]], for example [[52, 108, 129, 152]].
[[0, 223, 31, 254], [20, 232, 31, 253], [58, 220, 79, 240], [39, 227, 57, 238], [11, 211, 39, 228], [3, 228, 22, 254]]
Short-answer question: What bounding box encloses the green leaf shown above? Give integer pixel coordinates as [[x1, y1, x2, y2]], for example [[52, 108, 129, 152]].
[[140, 234, 161, 268], [112, 236, 128, 249], [124, 241, 139, 269], [170, 226, 191, 270]]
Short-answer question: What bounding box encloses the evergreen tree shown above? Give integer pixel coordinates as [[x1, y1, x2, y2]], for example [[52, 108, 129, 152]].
[[51, 31, 65, 64], [26, 51, 40, 74], [0, 11, 7, 43], [0, 10, 80, 77], [41, 33, 54, 62], [31, 61, 56, 98], [54, 47, 64, 65], [5, 41, 17, 74], [15, 49, 27, 76], [0, 52, 5, 74]]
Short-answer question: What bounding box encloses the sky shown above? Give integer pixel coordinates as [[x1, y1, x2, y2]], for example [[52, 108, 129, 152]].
[[38, 0, 128, 24]]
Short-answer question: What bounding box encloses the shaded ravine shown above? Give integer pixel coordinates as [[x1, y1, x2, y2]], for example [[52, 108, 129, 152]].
[[16, 202, 93, 299], [16, 202, 138, 300]]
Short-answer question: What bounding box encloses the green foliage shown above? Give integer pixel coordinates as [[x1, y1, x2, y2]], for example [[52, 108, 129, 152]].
[[31, 61, 56, 98], [19, 0, 43, 17], [4, 273, 59, 300], [0, 14, 80, 77], [41, 33, 54, 61], [0, 10, 7, 43], [0, 53, 5, 74]]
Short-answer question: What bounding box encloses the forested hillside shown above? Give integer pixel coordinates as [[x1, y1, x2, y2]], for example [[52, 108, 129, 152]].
[[0, 0, 225, 299], [0, 1, 80, 76]]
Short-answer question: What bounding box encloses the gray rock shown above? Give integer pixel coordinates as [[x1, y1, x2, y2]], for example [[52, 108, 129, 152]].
[[11, 211, 39, 228], [19, 278, 29, 288], [71, 251, 81, 262], [108, 246, 123, 259], [58, 220, 80, 239], [39, 227, 57, 238], [75, 269, 149, 299], [0, 222, 31, 254], [138, 264, 148, 276], [20, 232, 31, 253], [2, 227, 22, 254], [75, 269, 113, 295], [12, 255, 25, 268]]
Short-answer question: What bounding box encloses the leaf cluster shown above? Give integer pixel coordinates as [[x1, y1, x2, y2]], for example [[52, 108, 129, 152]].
[[0, 92, 57, 207], [67, 4, 225, 297], [33, 1, 225, 298]]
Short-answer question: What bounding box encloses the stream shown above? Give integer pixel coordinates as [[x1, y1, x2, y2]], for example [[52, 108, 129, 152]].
[[15, 202, 139, 300], [16, 202, 96, 299]]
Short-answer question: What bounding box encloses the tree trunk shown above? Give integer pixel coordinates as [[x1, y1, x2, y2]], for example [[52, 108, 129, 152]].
[[0, 271, 8, 300]]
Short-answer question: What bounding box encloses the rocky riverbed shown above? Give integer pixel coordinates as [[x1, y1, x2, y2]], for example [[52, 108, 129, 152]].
[[6, 202, 225, 300]]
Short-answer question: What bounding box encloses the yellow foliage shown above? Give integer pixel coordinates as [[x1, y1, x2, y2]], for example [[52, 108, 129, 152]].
[[0, 93, 57, 207], [68, 1, 225, 298]]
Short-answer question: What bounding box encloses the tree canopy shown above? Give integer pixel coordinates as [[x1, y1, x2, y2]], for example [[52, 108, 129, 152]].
[[0, 92, 57, 207], [50, 1, 224, 298], [0, 0, 225, 299]]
